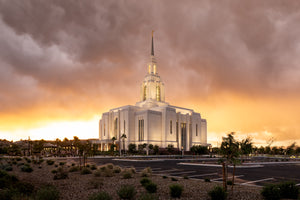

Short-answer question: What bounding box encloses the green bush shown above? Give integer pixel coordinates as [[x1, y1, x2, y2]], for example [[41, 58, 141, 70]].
[[107, 164, 114, 169], [140, 178, 151, 187], [138, 193, 159, 200], [183, 176, 189, 179], [208, 186, 227, 200], [21, 165, 33, 173], [145, 182, 157, 193], [35, 185, 59, 200], [94, 170, 102, 177], [261, 184, 280, 200], [81, 167, 92, 175], [113, 166, 121, 173], [162, 176, 168, 179], [171, 177, 178, 181], [59, 162, 65, 166], [88, 191, 112, 200], [169, 184, 183, 198], [46, 159, 54, 165], [227, 180, 233, 185], [278, 181, 299, 199], [69, 166, 80, 172], [141, 167, 151, 177], [204, 178, 210, 182], [117, 185, 137, 200], [90, 165, 97, 170], [53, 167, 68, 180], [123, 172, 132, 179], [89, 179, 103, 189]]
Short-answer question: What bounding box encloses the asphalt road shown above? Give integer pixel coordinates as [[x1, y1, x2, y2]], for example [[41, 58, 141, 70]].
[[83, 157, 300, 187]]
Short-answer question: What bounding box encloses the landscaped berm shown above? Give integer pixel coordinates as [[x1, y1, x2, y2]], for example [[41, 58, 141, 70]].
[[0, 157, 265, 200]]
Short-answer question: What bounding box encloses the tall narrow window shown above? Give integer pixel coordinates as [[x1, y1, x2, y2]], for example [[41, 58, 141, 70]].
[[156, 85, 161, 101], [138, 119, 144, 141], [170, 120, 172, 134], [114, 118, 118, 136], [196, 124, 198, 136], [143, 86, 147, 101], [176, 122, 178, 142], [124, 120, 126, 134], [104, 124, 106, 136]]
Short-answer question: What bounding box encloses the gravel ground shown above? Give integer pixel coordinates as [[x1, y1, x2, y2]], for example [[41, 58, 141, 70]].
[[8, 158, 263, 200]]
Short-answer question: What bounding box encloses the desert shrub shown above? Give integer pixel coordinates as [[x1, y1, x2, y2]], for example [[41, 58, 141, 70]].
[[4, 165, 13, 171], [71, 163, 75, 166], [88, 179, 104, 189], [102, 168, 114, 177], [46, 160, 54, 165], [88, 191, 112, 200], [145, 182, 157, 193], [117, 185, 137, 200], [162, 176, 168, 179], [15, 182, 34, 196], [17, 162, 24, 167], [81, 167, 92, 175], [53, 167, 68, 180], [130, 167, 136, 174], [16, 157, 22, 161], [100, 166, 106, 171], [227, 180, 233, 185], [107, 164, 114, 169], [141, 167, 151, 177], [21, 165, 33, 173], [171, 177, 178, 181], [208, 186, 227, 200], [183, 176, 189, 179], [51, 169, 58, 174], [35, 185, 59, 200], [54, 164, 58, 167], [140, 178, 151, 187], [90, 165, 97, 170], [138, 193, 159, 200], [0, 170, 18, 189], [113, 166, 121, 173], [94, 170, 102, 177], [169, 184, 183, 198], [69, 166, 80, 172], [261, 184, 280, 200], [204, 178, 210, 182], [59, 162, 65, 166], [278, 181, 299, 199], [86, 164, 90, 168], [12, 161, 17, 165], [123, 172, 133, 179]]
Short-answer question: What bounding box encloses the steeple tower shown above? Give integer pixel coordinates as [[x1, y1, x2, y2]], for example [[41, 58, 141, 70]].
[[137, 32, 165, 106]]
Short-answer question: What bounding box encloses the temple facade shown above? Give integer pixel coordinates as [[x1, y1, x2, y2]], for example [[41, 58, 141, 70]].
[[99, 33, 207, 151]]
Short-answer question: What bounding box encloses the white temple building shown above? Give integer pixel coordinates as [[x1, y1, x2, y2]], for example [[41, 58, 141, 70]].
[[99, 33, 207, 151]]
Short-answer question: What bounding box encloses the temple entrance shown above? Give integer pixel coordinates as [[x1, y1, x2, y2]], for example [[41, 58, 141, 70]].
[[181, 123, 186, 150]]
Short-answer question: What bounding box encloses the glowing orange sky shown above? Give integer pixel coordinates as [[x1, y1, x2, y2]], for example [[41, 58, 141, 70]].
[[1, 1, 300, 147]]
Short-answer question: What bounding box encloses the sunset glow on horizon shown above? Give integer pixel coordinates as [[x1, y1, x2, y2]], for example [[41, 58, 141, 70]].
[[1, 1, 300, 147]]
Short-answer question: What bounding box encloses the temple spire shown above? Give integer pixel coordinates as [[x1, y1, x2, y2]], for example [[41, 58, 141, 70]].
[[151, 30, 154, 56]]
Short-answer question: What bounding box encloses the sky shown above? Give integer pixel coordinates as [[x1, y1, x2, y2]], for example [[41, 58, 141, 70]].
[[0, 0, 300, 147]]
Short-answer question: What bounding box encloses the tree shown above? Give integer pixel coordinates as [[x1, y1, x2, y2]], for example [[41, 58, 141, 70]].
[[32, 140, 45, 157], [153, 145, 159, 155], [220, 132, 240, 191], [111, 137, 117, 152], [128, 143, 137, 154], [286, 142, 296, 156], [240, 137, 253, 159]]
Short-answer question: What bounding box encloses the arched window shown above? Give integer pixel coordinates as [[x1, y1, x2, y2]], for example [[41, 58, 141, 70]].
[[156, 85, 161, 101], [143, 85, 147, 101]]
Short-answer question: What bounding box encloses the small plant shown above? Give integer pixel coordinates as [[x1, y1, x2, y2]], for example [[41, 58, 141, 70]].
[[183, 176, 189, 179], [81, 167, 92, 175], [208, 186, 228, 200], [16, 182, 34, 196], [145, 182, 157, 193], [123, 172, 133, 179], [54, 164, 58, 167], [90, 165, 97, 170], [171, 177, 178, 181], [88, 179, 104, 189], [204, 178, 211, 182], [17, 162, 24, 167], [278, 181, 299, 199], [71, 163, 75, 166], [21, 165, 33, 173], [35, 185, 59, 200], [94, 170, 102, 177], [53, 167, 68, 180], [261, 184, 280, 200], [227, 180, 233, 185], [86, 164, 90, 168], [117, 185, 137, 200], [113, 166, 121, 173], [69, 166, 80, 172], [138, 193, 159, 200], [162, 176, 168, 179], [59, 162, 65, 166], [51, 169, 58, 174], [141, 167, 152, 177], [88, 191, 112, 200], [107, 164, 114, 169], [169, 184, 183, 198], [140, 178, 151, 187]]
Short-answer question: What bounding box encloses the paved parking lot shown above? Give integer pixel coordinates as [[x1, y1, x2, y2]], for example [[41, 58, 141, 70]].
[[86, 157, 300, 187]]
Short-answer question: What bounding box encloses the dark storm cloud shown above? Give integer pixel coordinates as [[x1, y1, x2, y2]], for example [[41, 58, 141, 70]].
[[0, 0, 300, 115]]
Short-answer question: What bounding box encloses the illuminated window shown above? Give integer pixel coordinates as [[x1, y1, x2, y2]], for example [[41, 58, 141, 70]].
[[148, 64, 151, 74], [153, 64, 156, 74], [196, 124, 198, 136], [114, 118, 118, 136], [138, 119, 144, 141], [156, 85, 160, 101], [104, 124, 105, 136], [143, 86, 147, 101], [170, 120, 172, 134]]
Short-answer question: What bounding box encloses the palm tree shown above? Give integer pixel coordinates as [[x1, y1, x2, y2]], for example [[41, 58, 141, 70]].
[[111, 136, 117, 151]]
